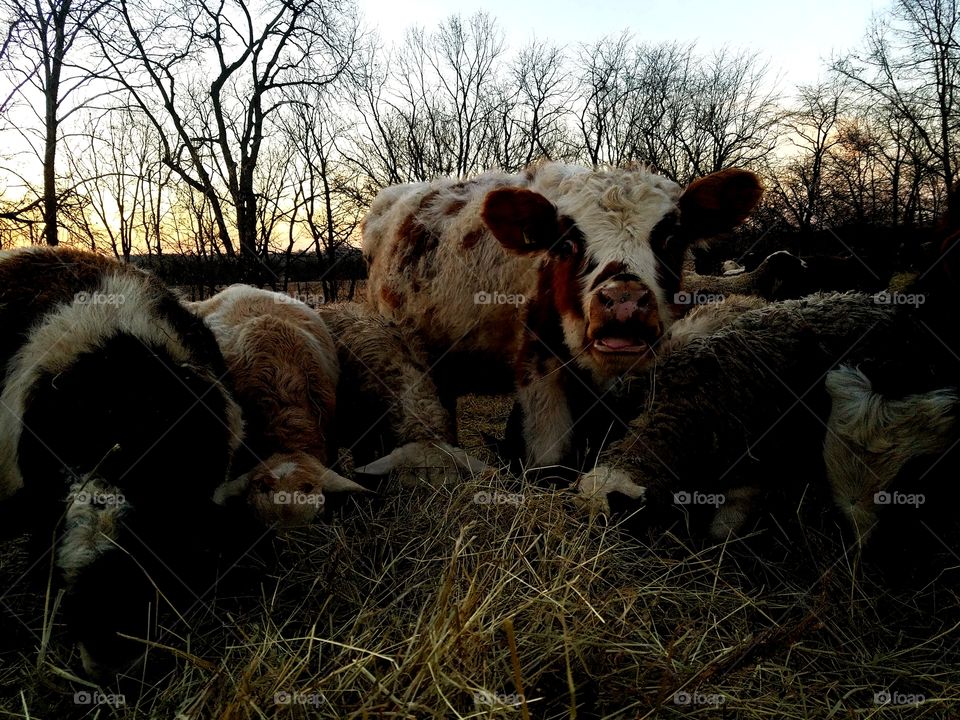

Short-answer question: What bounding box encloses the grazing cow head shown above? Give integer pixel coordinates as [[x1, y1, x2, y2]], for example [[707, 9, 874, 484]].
[[481, 166, 762, 382], [240, 451, 366, 527]]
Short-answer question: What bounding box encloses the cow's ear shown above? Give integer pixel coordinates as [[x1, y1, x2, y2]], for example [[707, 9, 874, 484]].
[[679, 169, 763, 237], [481, 188, 563, 253]]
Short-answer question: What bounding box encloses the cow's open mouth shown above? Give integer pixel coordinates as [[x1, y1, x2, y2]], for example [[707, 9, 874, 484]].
[[589, 321, 661, 357], [592, 337, 650, 354]]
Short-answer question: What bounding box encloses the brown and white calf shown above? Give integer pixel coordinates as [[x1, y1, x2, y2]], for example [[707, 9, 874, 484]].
[[363, 162, 763, 468], [192, 285, 366, 526], [193, 288, 485, 513]]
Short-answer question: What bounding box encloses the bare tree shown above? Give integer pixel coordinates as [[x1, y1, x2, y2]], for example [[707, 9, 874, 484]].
[[834, 0, 960, 211], [286, 88, 364, 300], [574, 38, 779, 182], [423, 12, 505, 176], [0, 0, 109, 245], [682, 47, 781, 180], [627, 41, 695, 180], [65, 105, 162, 259], [767, 81, 847, 231], [511, 40, 570, 166], [346, 12, 508, 187], [95, 0, 360, 267], [575, 32, 640, 167], [254, 138, 295, 263], [869, 100, 931, 226]]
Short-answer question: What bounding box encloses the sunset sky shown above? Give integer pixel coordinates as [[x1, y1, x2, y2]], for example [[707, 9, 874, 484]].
[[356, 0, 881, 88]]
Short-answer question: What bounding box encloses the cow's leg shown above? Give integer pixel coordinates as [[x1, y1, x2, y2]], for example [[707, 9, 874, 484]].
[[518, 371, 574, 469], [437, 383, 460, 445], [66, 545, 156, 680]]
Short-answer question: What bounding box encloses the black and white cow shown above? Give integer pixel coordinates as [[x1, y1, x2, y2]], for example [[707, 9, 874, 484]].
[[0, 247, 244, 678]]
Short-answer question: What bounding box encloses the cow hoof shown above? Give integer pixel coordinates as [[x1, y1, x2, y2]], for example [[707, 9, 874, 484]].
[[355, 441, 489, 487], [574, 466, 646, 517], [707, 485, 759, 539]]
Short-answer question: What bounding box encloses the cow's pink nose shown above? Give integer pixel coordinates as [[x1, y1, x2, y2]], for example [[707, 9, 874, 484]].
[[597, 283, 653, 322]]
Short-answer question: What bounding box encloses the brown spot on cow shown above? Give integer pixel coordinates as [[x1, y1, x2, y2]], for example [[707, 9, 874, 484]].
[[380, 285, 403, 309], [392, 189, 442, 270], [444, 199, 467, 216], [548, 253, 586, 323], [462, 228, 485, 250]]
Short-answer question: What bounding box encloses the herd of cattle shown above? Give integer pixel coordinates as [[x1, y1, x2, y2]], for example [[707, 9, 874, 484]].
[[1, 162, 959, 679]]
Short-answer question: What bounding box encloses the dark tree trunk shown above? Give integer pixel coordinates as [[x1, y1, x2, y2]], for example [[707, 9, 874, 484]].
[[42, 0, 70, 247]]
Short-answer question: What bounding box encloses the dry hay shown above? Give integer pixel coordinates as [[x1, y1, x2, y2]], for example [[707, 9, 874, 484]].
[[1, 456, 959, 719]]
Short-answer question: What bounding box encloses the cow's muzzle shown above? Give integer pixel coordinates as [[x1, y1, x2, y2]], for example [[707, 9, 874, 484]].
[[587, 279, 662, 355]]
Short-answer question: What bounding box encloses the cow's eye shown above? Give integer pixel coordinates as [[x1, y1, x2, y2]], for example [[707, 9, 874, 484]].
[[553, 216, 584, 258], [560, 237, 579, 256]]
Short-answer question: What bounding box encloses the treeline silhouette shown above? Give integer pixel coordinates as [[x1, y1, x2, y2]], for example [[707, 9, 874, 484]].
[[0, 0, 957, 293]]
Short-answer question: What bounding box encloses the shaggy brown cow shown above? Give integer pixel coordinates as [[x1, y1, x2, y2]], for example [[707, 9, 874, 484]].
[[192, 285, 366, 526], [576, 196, 960, 550], [193, 288, 485, 514], [574, 292, 960, 542], [363, 162, 763, 468], [314, 302, 487, 482]]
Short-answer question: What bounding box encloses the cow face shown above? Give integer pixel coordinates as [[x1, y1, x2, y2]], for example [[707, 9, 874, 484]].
[[481, 168, 762, 383]]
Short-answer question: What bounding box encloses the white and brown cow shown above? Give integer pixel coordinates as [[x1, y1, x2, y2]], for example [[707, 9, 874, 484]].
[[363, 162, 763, 468]]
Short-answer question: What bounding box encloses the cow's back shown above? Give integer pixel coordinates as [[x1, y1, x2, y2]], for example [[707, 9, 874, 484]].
[[362, 172, 541, 374]]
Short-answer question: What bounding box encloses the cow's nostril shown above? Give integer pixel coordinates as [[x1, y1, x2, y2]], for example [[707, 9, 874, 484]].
[[597, 283, 653, 314]]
